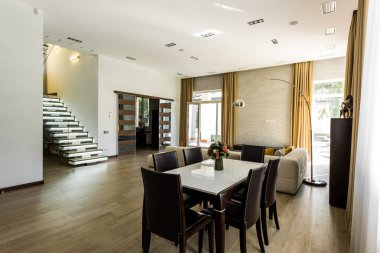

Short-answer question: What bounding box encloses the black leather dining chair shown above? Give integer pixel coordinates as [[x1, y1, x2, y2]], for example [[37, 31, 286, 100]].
[[241, 144, 266, 163], [153, 151, 179, 172], [183, 147, 203, 166], [224, 165, 267, 253], [141, 168, 214, 253], [260, 158, 281, 246]]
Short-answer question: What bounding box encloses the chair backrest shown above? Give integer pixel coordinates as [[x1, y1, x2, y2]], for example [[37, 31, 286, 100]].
[[183, 147, 203, 166], [153, 151, 179, 172], [263, 158, 281, 207], [241, 144, 265, 163], [241, 164, 267, 228], [141, 167, 185, 242]]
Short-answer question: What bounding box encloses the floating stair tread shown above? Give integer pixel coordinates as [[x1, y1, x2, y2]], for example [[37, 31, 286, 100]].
[[54, 138, 93, 143], [44, 121, 79, 126], [43, 97, 60, 102], [58, 143, 97, 150], [51, 132, 88, 137], [43, 106, 68, 111], [68, 156, 108, 165], [63, 149, 103, 157], [46, 126, 84, 131], [42, 102, 64, 107], [43, 111, 71, 115]]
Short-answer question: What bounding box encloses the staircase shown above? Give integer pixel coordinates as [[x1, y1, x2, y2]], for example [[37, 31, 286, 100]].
[[43, 95, 108, 165]]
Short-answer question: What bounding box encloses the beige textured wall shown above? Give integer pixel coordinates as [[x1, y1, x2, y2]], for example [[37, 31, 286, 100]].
[[237, 65, 293, 147]]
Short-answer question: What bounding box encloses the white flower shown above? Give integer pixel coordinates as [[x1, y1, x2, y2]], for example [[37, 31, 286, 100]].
[[213, 149, 217, 153]]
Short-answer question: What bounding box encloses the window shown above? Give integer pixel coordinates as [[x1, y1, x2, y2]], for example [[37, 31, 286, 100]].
[[312, 79, 344, 177], [187, 90, 222, 147]]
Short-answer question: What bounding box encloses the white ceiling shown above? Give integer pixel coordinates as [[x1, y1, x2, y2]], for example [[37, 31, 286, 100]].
[[23, 0, 357, 78]]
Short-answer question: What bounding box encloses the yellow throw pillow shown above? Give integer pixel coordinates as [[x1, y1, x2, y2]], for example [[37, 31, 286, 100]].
[[285, 146, 295, 155], [265, 148, 275, 156]]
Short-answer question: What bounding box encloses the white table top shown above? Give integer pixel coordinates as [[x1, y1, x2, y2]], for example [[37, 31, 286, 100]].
[[165, 159, 264, 195]]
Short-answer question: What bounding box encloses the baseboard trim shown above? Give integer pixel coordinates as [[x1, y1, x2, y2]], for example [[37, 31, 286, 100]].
[[0, 180, 44, 193], [108, 155, 118, 159]]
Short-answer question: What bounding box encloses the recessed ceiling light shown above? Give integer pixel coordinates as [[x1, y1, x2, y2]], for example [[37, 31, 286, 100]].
[[193, 30, 220, 38], [325, 43, 335, 50], [165, 43, 176, 47], [177, 73, 183, 76], [289, 20, 299, 26], [67, 37, 82, 43], [214, 3, 245, 12], [322, 1, 336, 15], [325, 27, 336, 35], [248, 19, 264, 25], [126, 56, 136, 60], [190, 56, 199, 60], [271, 39, 279, 45], [178, 49, 185, 52]]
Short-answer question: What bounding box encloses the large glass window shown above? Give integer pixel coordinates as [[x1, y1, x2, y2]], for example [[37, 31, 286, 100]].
[[188, 90, 222, 147], [312, 79, 344, 178]]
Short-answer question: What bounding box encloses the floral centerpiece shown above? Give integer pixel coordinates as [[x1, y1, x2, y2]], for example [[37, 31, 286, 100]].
[[208, 142, 230, 170]]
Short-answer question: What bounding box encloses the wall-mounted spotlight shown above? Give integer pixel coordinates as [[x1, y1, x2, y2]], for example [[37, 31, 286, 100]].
[[69, 55, 80, 62]]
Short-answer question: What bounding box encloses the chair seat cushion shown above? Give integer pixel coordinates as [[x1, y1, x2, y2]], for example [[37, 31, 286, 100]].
[[185, 209, 212, 236]]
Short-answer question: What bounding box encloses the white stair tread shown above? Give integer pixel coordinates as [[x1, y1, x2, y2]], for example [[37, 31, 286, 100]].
[[43, 116, 75, 121], [63, 149, 102, 158], [43, 97, 60, 102], [47, 127, 83, 131], [43, 102, 64, 107], [43, 111, 71, 116], [43, 106, 67, 111], [69, 156, 108, 165], [51, 132, 88, 137], [44, 121, 79, 126], [59, 143, 97, 150], [54, 137, 93, 143]]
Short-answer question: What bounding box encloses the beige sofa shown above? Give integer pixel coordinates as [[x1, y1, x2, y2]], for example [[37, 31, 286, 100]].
[[147, 146, 307, 194]]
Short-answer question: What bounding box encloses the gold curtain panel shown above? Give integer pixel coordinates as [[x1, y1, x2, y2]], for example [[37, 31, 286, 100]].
[[222, 72, 237, 148], [179, 78, 194, 146]]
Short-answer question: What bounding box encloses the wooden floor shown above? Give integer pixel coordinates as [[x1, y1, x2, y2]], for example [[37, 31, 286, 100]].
[[0, 151, 350, 253]]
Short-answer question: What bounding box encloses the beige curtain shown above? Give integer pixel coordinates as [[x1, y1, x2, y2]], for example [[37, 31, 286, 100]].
[[179, 78, 194, 147], [291, 61, 313, 156], [345, 1, 368, 228], [221, 72, 237, 148]]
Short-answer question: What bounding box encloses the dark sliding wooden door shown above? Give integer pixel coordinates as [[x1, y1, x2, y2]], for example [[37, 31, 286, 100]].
[[117, 93, 136, 155]]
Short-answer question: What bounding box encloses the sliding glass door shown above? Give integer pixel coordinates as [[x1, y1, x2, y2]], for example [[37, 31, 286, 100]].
[[187, 102, 221, 147]]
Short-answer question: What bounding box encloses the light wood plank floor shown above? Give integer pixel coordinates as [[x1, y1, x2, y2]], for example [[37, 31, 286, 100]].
[[0, 151, 350, 253]]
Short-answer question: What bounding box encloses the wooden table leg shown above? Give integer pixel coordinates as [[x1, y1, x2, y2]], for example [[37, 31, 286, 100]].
[[213, 195, 225, 253]]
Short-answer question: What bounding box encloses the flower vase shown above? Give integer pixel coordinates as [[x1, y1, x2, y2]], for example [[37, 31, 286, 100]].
[[214, 158, 224, 171]]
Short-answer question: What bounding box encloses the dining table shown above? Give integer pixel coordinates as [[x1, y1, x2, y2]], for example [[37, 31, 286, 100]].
[[165, 158, 264, 253]]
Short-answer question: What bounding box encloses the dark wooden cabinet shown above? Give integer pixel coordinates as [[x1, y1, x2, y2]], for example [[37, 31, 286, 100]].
[[329, 118, 352, 208]]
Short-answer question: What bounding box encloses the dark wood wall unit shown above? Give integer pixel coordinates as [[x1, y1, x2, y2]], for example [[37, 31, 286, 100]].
[[117, 93, 136, 155], [158, 99, 172, 150], [329, 118, 352, 208]]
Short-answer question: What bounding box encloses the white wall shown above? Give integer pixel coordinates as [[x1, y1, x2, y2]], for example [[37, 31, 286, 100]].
[[47, 47, 99, 141], [237, 65, 293, 147], [98, 55, 181, 156], [314, 57, 346, 81], [0, 1, 43, 188]]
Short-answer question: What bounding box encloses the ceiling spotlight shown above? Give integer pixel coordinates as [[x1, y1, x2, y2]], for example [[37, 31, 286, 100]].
[[126, 56, 136, 60], [178, 49, 185, 52], [289, 20, 299, 26], [248, 19, 264, 25], [177, 73, 183, 76], [190, 56, 199, 60], [271, 39, 279, 45], [69, 55, 80, 62], [165, 43, 176, 47], [67, 37, 82, 43], [325, 27, 336, 35], [322, 1, 336, 15], [193, 30, 220, 38]]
